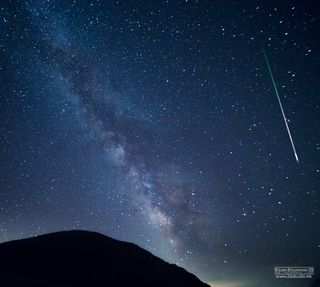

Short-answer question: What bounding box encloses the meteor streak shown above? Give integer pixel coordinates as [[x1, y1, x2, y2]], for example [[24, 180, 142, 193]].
[[261, 45, 299, 163]]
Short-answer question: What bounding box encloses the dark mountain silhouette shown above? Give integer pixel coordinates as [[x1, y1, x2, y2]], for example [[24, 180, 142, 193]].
[[0, 230, 210, 287]]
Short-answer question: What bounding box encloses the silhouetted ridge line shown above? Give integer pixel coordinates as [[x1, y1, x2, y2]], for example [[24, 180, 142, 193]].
[[0, 230, 210, 287]]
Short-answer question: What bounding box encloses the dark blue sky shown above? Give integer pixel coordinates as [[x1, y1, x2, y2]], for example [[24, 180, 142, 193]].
[[0, 1, 319, 286]]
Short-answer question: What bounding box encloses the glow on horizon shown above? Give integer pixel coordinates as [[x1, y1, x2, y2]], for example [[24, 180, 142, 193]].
[[208, 280, 246, 287]]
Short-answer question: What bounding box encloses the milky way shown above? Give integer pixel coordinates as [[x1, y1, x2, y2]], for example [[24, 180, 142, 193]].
[[1, 1, 319, 287]]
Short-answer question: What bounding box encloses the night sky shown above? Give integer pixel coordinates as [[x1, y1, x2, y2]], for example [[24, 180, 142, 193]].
[[1, 1, 319, 286]]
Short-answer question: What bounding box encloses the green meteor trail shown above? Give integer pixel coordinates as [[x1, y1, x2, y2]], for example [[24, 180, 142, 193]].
[[261, 47, 299, 163]]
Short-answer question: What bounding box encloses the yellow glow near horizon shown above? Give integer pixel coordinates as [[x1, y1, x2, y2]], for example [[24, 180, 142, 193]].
[[208, 280, 245, 287]]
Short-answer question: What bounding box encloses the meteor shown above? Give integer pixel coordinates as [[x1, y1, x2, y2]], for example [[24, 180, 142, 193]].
[[260, 45, 299, 163]]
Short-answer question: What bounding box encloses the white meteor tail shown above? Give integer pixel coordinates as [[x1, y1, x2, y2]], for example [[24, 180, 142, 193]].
[[261, 47, 299, 164]]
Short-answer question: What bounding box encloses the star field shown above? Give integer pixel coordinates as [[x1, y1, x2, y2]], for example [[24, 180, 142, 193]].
[[0, 1, 319, 286]]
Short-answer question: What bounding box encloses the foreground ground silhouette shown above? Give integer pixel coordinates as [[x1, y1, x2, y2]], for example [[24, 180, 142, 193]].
[[0, 230, 210, 287]]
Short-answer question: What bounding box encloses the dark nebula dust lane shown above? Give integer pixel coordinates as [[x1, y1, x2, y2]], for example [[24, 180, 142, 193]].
[[1, 1, 319, 287]]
